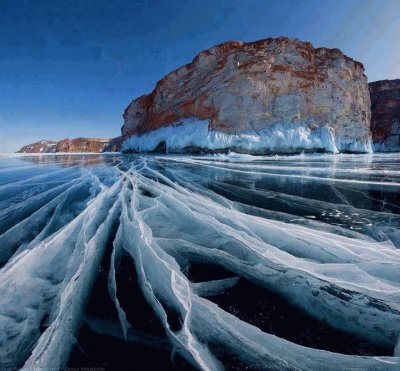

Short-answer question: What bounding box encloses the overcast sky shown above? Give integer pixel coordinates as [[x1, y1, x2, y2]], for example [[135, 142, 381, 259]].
[[1, 0, 399, 152]]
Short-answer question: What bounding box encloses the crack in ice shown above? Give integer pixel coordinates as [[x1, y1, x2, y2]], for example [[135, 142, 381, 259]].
[[0, 154, 399, 370]]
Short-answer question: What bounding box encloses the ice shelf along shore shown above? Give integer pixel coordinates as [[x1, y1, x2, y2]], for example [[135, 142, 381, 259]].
[[121, 119, 373, 154], [0, 152, 399, 370]]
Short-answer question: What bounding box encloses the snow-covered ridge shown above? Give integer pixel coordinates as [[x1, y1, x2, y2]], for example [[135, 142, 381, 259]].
[[122, 119, 373, 154]]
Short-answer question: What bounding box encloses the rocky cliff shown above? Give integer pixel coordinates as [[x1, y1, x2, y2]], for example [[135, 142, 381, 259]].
[[122, 37, 372, 154], [55, 137, 113, 153], [17, 137, 121, 153], [369, 79, 400, 152], [102, 136, 123, 152]]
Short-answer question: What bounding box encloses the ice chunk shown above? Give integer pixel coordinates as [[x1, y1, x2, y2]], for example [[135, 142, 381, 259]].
[[122, 119, 373, 154]]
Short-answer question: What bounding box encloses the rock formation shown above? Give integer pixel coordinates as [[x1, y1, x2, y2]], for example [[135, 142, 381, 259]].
[[122, 37, 372, 154], [16, 140, 57, 153], [369, 79, 400, 152], [102, 136, 123, 152], [55, 137, 113, 153], [17, 137, 121, 153]]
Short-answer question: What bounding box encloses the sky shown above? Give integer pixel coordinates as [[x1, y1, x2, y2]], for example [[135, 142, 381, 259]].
[[1, 0, 399, 152]]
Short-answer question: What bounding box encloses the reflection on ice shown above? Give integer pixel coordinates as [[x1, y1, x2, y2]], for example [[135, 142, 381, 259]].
[[0, 153, 399, 370]]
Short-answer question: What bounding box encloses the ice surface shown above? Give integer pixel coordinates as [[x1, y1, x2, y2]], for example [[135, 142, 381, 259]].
[[0, 153, 399, 370], [122, 119, 373, 154]]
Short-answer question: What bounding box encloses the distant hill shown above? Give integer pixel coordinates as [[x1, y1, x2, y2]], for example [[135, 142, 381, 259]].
[[17, 137, 122, 153]]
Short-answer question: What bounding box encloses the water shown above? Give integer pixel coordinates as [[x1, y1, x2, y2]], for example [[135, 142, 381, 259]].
[[0, 153, 399, 370]]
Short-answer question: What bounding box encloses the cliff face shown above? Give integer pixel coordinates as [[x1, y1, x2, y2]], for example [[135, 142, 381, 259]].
[[55, 138, 112, 153], [16, 140, 57, 153], [122, 37, 372, 154], [369, 79, 400, 152], [102, 136, 123, 152], [17, 137, 121, 153]]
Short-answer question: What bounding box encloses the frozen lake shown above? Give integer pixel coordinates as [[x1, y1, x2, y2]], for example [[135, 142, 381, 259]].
[[0, 152, 399, 370]]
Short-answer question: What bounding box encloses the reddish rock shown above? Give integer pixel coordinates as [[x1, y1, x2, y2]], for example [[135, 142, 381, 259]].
[[122, 37, 372, 154], [369, 79, 400, 151], [55, 138, 111, 153]]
